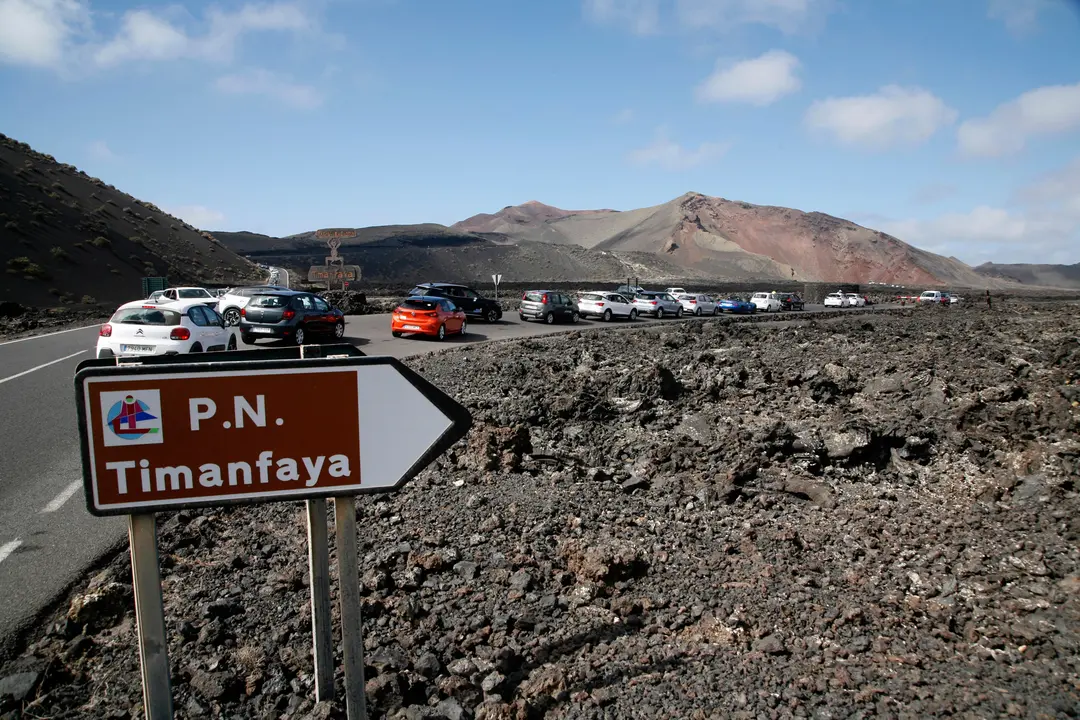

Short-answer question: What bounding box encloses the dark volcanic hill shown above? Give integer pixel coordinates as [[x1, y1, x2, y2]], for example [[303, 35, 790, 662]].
[[0, 133, 261, 308], [454, 193, 996, 287], [975, 261, 1080, 289]]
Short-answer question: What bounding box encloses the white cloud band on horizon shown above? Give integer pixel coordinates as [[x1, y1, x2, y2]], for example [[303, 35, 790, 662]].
[[165, 204, 228, 230], [804, 85, 958, 150], [695, 50, 800, 106]]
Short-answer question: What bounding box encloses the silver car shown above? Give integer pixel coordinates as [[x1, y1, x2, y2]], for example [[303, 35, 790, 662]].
[[632, 292, 683, 318], [675, 292, 719, 316]]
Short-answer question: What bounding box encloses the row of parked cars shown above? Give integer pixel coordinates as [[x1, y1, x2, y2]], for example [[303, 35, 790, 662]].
[[823, 291, 875, 308], [96, 284, 348, 358]]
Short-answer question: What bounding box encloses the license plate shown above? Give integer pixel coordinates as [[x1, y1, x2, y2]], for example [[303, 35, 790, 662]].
[[120, 344, 154, 354], [403, 325, 421, 331], [251, 327, 273, 334]]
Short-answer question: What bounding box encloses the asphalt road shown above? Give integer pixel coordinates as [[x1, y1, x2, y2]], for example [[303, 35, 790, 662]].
[[0, 302, 873, 653]]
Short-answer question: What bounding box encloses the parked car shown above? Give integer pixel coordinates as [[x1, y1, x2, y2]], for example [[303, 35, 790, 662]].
[[239, 290, 345, 346], [217, 285, 290, 326], [677, 293, 719, 316], [918, 290, 945, 304], [146, 290, 166, 302], [392, 296, 467, 340], [615, 284, 646, 298], [577, 291, 637, 321], [407, 283, 502, 323], [632, 291, 684, 318], [777, 292, 805, 310], [823, 292, 850, 308], [750, 291, 782, 313], [844, 293, 866, 307], [519, 290, 579, 324], [718, 297, 756, 314], [947, 294, 962, 305], [96, 299, 234, 359], [664, 287, 688, 297]]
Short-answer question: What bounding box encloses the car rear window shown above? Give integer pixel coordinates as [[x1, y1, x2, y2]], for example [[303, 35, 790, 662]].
[[402, 299, 438, 310], [408, 286, 434, 297], [580, 294, 603, 302], [112, 307, 181, 326], [524, 292, 545, 302], [249, 295, 290, 308]]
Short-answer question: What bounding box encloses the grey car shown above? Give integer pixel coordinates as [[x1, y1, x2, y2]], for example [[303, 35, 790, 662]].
[[632, 291, 684, 318], [519, 290, 580, 324]]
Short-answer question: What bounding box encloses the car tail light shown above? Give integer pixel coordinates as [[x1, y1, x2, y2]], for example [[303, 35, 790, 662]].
[[650, 301, 657, 305], [522, 293, 527, 300], [240, 308, 246, 317], [541, 293, 549, 304], [283, 309, 296, 320], [170, 327, 191, 341], [99, 324, 112, 337], [689, 299, 697, 304], [596, 302, 605, 307]]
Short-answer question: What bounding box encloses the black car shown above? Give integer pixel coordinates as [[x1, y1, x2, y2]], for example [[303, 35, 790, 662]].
[[407, 283, 503, 323], [777, 292, 805, 311], [239, 291, 345, 346]]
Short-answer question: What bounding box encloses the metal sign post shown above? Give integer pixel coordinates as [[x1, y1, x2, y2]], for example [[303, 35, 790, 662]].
[[492, 273, 502, 301], [75, 350, 472, 719]]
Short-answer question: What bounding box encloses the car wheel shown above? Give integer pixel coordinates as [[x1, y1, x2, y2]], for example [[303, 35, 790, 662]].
[[676, 307, 683, 318], [294, 326, 306, 346], [712, 306, 719, 315], [695, 307, 702, 316], [545, 312, 555, 325], [571, 311, 579, 323], [223, 308, 240, 326], [519, 314, 528, 322], [392, 330, 403, 338], [241, 333, 256, 345], [227, 336, 237, 351], [629, 309, 637, 321], [656, 307, 664, 319], [437, 324, 446, 341], [97, 348, 114, 359], [485, 308, 499, 323], [603, 309, 612, 322], [189, 343, 203, 353], [333, 321, 345, 339], [460, 319, 467, 336]]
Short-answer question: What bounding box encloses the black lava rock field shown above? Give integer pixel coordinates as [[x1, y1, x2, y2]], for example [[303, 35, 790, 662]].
[[2, 304, 1079, 719]]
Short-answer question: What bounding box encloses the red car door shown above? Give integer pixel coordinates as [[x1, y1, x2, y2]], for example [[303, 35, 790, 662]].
[[440, 300, 462, 332]]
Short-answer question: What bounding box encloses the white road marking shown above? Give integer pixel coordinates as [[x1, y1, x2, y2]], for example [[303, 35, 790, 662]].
[[0, 350, 86, 386], [0, 539, 22, 565], [41, 481, 83, 513], [0, 324, 101, 347]]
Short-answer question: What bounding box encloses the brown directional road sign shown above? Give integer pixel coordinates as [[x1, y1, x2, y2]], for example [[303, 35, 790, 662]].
[[74, 356, 471, 516]]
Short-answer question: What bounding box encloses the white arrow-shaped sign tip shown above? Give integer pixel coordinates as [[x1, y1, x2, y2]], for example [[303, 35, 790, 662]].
[[357, 364, 458, 489]]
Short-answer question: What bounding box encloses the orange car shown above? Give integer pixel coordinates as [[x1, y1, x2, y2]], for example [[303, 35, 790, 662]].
[[391, 296, 467, 340]]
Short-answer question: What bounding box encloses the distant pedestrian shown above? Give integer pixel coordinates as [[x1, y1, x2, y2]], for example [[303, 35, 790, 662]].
[[986, 289, 992, 309]]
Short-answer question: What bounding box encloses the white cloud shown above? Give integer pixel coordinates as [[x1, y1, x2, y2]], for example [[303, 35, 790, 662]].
[[0, 0, 88, 68], [94, 2, 313, 67], [957, 82, 1080, 158], [988, 0, 1053, 35], [215, 68, 322, 109], [583, 0, 660, 34], [613, 108, 635, 124], [627, 129, 730, 170], [804, 85, 958, 150], [876, 156, 1080, 264], [676, 0, 825, 34], [695, 50, 799, 106], [166, 205, 227, 229], [87, 140, 116, 161]]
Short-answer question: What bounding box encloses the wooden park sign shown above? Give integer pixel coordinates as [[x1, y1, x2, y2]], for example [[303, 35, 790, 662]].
[[74, 349, 471, 719]]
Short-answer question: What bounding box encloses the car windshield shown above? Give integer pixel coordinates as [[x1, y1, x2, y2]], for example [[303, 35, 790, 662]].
[[402, 299, 437, 310], [249, 295, 290, 308], [112, 307, 181, 326], [178, 289, 212, 299], [580, 294, 604, 302]]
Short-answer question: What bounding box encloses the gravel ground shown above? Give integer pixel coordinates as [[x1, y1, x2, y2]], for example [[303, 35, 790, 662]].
[[2, 304, 1078, 719]]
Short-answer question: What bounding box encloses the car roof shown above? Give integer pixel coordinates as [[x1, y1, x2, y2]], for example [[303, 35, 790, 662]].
[[249, 289, 308, 297], [415, 282, 466, 289], [116, 299, 209, 311], [403, 295, 446, 303]]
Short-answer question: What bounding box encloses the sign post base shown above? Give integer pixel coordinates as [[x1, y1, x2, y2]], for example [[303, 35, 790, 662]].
[[128, 513, 172, 720]]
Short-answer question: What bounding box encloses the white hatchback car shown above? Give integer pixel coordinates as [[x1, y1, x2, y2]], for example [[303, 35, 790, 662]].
[[823, 292, 849, 308], [844, 293, 866, 307], [96, 299, 235, 359], [577, 291, 637, 321], [750, 292, 782, 312], [676, 293, 718, 316]]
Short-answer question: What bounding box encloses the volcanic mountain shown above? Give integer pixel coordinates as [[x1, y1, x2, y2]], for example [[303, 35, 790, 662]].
[[974, 261, 1080, 289], [0, 133, 261, 309], [453, 193, 992, 286]]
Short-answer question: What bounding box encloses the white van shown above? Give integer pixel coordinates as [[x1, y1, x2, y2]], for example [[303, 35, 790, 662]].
[[918, 290, 943, 304]]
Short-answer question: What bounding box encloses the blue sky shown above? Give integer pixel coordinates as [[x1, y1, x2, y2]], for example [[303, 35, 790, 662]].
[[1, 0, 1079, 264]]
